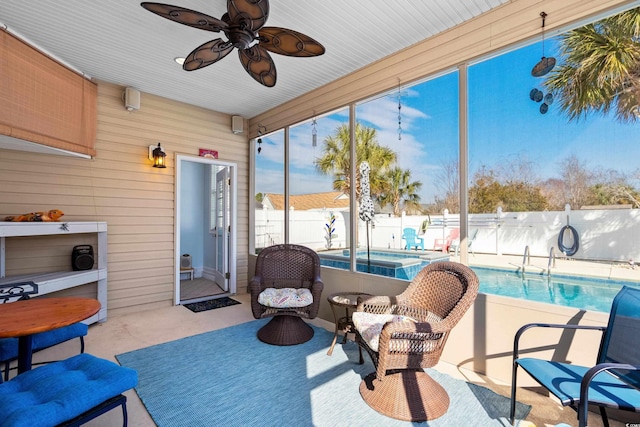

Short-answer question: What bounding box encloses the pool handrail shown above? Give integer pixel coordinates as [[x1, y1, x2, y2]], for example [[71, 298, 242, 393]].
[[547, 247, 556, 276], [522, 246, 530, 273]]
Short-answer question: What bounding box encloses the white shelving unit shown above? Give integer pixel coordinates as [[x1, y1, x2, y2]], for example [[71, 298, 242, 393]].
[[0, 221, 107, 323]]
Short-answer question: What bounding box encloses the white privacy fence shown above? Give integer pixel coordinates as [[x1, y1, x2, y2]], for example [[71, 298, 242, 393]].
[[255, 207, 640, 262]]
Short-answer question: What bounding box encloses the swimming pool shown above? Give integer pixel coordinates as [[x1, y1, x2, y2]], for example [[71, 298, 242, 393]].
[[318, 249, 449, 280], [317, 249, 640, 312], [472, 267, 639, 313]]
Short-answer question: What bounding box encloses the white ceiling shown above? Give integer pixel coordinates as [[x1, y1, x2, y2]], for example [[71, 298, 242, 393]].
[[0, 0, 510, 119]]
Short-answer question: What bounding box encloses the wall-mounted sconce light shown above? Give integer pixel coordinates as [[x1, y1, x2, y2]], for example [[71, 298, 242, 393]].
[[149, 143, 166, 168]]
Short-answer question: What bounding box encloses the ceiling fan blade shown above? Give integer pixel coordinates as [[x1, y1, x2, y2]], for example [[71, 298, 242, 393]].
[[141, 2, 228, 32], [258, 27, 325, 57], [227, 0, 269, 31], [183, 39, 234, 71], [238, 45, 276, 87]]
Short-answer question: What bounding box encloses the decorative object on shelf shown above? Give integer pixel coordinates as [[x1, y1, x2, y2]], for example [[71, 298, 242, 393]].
[[531, 12, 555, 77], [199, 149, 218, 159], [3, 209, 64, 222], [140, 0, 325, 87], [149, 143, 166, 168], [71, 245, 94, 271]]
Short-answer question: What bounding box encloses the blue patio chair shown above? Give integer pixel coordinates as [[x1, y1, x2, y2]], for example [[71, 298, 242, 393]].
[[401, 228, 424, 251], [510, 286, 640, 427], [0, 282, 88, 382]]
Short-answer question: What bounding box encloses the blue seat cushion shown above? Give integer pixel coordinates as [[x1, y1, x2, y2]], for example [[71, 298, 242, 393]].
[[518, 358, 640, 411], [0, 323, 88, 363], [0, 353, 138, 427]]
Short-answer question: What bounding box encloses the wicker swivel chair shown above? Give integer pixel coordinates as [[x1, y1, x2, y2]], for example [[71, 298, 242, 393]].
[[353, 261, 479, 421], [249, 244, 323, 346]]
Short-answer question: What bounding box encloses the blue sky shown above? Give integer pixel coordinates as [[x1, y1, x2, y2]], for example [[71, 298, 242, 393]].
[[256, 35, 640, 204]]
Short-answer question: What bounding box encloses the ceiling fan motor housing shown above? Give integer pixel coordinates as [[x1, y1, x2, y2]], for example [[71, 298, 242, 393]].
[[226, 26, 257, 50]]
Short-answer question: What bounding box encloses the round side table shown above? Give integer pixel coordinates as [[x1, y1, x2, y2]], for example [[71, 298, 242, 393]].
[[326, 291, 371, 356]]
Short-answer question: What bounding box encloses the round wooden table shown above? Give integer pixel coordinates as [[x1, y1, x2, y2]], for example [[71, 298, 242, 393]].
[[0, 297, 100, 373]]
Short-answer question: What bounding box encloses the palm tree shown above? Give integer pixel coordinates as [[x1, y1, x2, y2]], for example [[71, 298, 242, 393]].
[[544, 7, 640, 123], [378, 167, 423, 215], [314, 123, 396, 200]]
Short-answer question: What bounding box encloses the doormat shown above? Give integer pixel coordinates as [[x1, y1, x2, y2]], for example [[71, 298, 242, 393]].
[[183, 297, 241, 313]]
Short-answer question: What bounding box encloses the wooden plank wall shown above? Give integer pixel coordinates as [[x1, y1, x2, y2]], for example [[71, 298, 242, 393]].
[[0, 82, 249, 316]]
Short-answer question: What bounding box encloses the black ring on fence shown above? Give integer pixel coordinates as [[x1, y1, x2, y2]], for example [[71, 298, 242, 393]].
[[557, 225, 579, 256]]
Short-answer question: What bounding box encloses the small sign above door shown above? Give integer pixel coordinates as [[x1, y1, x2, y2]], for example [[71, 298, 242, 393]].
[[199, 149, 218, 159]]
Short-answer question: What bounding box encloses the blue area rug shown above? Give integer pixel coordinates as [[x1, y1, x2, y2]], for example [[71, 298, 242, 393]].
[[116, 320, 530, 426]]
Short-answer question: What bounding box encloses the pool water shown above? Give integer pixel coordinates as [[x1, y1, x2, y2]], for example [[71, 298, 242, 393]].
[[472, 267, 639, 313], [352, 250, 422, 262], [317, 249, 640, 312], [318, 250, 449, 280]]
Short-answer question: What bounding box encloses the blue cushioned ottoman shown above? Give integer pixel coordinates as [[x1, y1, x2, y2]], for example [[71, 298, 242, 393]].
[[0, 353, 138, 427]]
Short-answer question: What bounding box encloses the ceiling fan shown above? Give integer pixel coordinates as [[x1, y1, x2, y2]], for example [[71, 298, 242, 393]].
[[141, 0, 325, 87]]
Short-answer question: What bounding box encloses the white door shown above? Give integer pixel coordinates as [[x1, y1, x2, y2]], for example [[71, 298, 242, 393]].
[[213, 167, 229, 291], [175, 155, 237, 305]]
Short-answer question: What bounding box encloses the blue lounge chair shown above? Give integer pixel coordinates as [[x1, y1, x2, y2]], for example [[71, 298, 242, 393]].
[[510, 286, 640, 427], [402, 228, 424, 251]]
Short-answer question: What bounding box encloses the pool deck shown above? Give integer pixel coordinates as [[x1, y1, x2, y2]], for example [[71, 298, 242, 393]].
[[450, 252, 640, 283]]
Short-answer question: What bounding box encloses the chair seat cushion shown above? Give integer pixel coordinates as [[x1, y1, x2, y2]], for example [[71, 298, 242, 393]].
[[0, 353, 138, 427], [517, 358, 640, 411], [258, 288, 313, 308], [352, 312, 417, 352], [0, 323, 88, 362]]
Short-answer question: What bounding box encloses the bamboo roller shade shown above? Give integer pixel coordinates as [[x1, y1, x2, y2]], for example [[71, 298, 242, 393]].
[[0, 30, 97, 157]]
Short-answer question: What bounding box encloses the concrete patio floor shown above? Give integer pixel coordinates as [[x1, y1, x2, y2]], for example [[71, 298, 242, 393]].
[[30, 283, 631, 427], [10, 252, 634, 426]]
